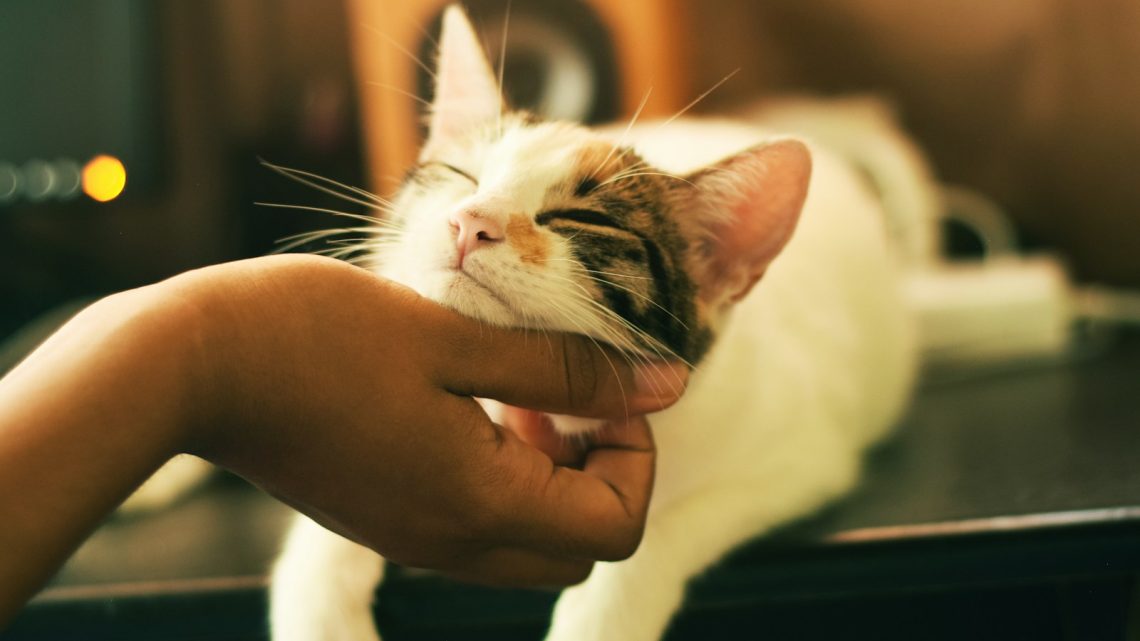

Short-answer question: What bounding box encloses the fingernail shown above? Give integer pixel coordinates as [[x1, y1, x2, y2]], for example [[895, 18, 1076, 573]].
[[633, 361, 689, 400]]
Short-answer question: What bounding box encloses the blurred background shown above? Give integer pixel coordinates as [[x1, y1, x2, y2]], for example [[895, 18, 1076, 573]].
[[4, 2, 1140, 639], [1, 1, 365, 346], [3, 0, 1139, 353]]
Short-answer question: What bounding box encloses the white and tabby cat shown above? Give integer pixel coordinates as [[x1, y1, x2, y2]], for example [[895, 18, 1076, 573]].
[[270, 7, 917, 641]]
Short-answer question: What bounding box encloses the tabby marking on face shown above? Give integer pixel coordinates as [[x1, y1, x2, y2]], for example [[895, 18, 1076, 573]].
[[391, 112, 720, 366], [537, 145, 708, 363]]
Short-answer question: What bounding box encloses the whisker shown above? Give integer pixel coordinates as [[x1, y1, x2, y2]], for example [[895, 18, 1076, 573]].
[[496, 0, 511, 137], [526, 278, 640, 355], [597, 158, 650, 185], [277, 226, 377, 242], [362, 23, 437, 82], [539, 259, 653, 281], [573, 292, 693, 377], [526, 287, 647, 387], [570, 269, 690, 330], [324, 236, 388, 247], [315, 244, 369, 259], [260, 159, 394, 206], [255, 202, 401, 229], [365, 81, 433, 109], [259, 160, 395, 210], [273, 229, 368, 254], [408, 13, 438, 49], [542, 271, 693, 372], [535, 295, 635, 413], [590, 87, 653, 180], [538, 256, 691, 332], [551, 290, 682, 398], [598, 172, 694, 189], [579, 270, 651, 282], [547, 297, 641, 363], [655, 68, 740, 131]]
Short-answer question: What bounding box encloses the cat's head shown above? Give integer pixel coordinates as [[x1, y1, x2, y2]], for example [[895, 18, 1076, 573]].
[[378, 6, 811, 368]]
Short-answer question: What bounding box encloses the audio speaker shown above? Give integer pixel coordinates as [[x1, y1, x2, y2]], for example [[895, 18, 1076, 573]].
[[345, 0, 693, 190]]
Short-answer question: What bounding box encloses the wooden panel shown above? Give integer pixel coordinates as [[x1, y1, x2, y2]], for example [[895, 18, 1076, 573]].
[[344, 0, 693, 192]]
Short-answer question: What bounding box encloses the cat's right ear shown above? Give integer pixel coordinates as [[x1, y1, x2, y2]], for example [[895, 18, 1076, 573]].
[[685, 139, 812, 309], [424, 5, 502, 151]]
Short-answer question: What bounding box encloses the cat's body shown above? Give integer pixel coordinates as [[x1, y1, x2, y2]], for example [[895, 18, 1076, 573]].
[[600, 119, 913, 509], [271, 7, 916, 641], [541, 121, 914, 641]]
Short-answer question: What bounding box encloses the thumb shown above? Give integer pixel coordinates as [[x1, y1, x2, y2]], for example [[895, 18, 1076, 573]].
[[430, 317, 688, 417]]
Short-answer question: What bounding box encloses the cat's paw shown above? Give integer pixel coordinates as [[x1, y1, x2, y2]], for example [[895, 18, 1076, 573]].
[[271, 572, 382, 641], [271, 609, 381, 641], [270, 517, 386, 641]]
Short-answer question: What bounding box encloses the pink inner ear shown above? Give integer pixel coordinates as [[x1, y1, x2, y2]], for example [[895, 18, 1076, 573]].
[[693, 139, 812, 304]]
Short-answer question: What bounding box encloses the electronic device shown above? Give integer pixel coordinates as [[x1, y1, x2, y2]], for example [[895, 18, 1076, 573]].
[[0, 0, 162, 207]]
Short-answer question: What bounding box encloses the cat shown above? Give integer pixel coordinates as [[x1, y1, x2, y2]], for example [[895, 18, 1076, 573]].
[[269, 6, 917, 641]]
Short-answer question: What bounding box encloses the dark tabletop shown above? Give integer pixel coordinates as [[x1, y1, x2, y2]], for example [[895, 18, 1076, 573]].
[[6, 333, 1140, 641]]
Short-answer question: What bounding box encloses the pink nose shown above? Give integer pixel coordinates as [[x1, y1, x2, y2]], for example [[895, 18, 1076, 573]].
[[450, 209, 505, 268]]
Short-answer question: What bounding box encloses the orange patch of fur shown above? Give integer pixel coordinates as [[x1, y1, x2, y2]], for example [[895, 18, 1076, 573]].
[[507, 214, 549, 264]]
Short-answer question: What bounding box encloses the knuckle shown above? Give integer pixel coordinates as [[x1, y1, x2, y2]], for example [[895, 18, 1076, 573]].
[[462, 479, 508, 538], [561, 335, 602, 410]]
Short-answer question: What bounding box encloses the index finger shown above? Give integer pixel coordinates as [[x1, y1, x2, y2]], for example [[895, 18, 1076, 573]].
[[428, 310, 689, 418], [491, 415, 656, 562]]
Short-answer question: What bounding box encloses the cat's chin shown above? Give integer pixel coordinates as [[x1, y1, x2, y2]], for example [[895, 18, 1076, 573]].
[[547, 414, 607, 436], [434, 269, 517, 326]]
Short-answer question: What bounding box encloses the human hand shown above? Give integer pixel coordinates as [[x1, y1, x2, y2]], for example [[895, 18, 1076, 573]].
[[170, 255, 687, 586], [0, 255, 689, 623]]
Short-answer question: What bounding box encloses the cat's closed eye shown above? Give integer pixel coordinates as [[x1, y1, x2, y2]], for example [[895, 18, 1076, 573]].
[[424, 161, 477, 185], [536, 209, 624, 231]]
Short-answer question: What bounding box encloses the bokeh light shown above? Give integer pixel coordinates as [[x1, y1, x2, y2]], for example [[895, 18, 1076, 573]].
[[81, 154, 127, 202]]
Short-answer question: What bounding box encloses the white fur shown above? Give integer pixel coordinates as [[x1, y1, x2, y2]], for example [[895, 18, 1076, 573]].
[[271, 8, 914, 640], [271, 515, 384, 641], [544, 123, 914, 641], [270, 121, 915, 641], [117, 455, 214, 515], [382, 120, 626, 338]]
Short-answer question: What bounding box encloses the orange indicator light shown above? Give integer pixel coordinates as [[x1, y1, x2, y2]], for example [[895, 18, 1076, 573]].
[[82, 155, 127, 202]]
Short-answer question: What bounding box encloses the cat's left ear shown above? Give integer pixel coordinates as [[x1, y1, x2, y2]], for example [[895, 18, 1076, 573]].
[[424, 6, 503, 152], [686, 139, 812, 307]]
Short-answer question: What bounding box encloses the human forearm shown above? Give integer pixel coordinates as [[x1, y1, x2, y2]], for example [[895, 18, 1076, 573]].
[[0, 286, 198, 624]]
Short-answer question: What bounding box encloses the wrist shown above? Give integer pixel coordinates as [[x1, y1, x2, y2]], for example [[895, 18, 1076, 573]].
[[129, 271, 234, 460], [84, 284, 209, 460]]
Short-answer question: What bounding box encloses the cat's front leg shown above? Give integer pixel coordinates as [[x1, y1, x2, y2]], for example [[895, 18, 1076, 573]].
[[270, 515, 385, 641], [118, 454, 214, 514], [545, 455, 860, 641], [545, 522, 686, 641]]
